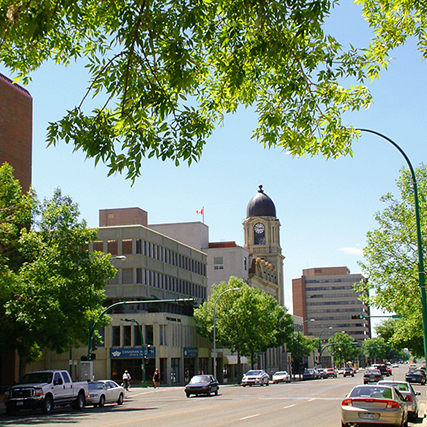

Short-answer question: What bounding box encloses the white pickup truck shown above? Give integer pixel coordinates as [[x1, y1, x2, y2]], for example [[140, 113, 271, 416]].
[[4, 370, 88, 415]]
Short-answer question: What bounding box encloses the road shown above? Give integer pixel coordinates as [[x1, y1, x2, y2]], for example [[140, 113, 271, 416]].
[[1, 367, 426, 427]]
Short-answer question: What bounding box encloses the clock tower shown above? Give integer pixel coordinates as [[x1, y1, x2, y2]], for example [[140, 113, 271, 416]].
[[243, 185, 285, 306]]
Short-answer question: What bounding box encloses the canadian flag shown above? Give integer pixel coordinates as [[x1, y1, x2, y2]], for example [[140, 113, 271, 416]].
[[196, 208, 204, 215]]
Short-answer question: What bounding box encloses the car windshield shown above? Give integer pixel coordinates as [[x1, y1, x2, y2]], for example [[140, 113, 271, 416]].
[[380, 382, 409, 392], [189, 375, 211, 384], [245, 370, 263, 376], [350, 386, 392, 399], [19, 372, 53, 384], [304, 369, 314, 373], [88, 382, 106, 390]]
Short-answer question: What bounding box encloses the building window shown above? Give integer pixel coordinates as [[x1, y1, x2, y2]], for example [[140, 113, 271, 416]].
[[122, 239, 133, 255], [112, 326, 121, 347], [171, 358, 180, 384], [136, 239, 142, 254], [214, 257, 224, 270], [124, 325, 132, 346], [122, 268, 133, 284], [136, 268, 142, 284], [108, 240, 118, 255], [134, 325, 142, 346], [145, 325, 154, 345], [93, 241, 103, 252], [159, 325, 167, 346]]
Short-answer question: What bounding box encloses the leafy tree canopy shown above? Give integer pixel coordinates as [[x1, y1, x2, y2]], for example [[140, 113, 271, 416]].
[[194, 277, 293, 363], [0, 0, 373, 181], [328, 332, 359, 366], [356, 165, 427, 357], [0, 164, 116, 363]]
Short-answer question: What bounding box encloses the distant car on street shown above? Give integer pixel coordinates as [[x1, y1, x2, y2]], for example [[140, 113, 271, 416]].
[[241, 370, 270, 387], [87, 380, 125, 407], [325, 367, 338, 378], [363, 368, 382, 384], [302, 368, 318, 380], [184, 375, 219, 397], [271, 371, 290, 384], [405, 369, 426, 385], [316, 368, 328, 379], [343, 367, 354, 377]]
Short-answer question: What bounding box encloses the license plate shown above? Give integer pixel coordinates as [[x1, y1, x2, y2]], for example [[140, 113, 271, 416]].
[[16, 401, 24, 406], [360, 413, 375, 420]]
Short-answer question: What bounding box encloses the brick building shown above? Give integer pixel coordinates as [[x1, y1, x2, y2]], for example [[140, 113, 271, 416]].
[[0, 73, 32, 193]]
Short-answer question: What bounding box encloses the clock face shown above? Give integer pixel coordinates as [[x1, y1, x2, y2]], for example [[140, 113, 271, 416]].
[[254, 222, 265, 234]]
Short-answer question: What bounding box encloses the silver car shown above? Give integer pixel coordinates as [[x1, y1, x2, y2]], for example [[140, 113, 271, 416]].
[[378, 380, 420, 421], [272, 371, 290, 384], [242, 370, 270, 387], [341, 385, 408, 427], [87, 380, 125, 407]]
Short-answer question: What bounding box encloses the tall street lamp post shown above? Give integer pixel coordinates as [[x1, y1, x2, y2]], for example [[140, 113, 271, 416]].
[[316, 326, 332, 366], [358, 129, 427, 358], [213, 287, 241, 380], [121, 318, 147, 388]]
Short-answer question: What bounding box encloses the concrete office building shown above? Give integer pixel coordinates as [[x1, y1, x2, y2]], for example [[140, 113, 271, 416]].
[[292, 267, 371, 349]]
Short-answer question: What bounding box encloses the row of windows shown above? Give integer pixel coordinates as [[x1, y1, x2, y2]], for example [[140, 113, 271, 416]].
[[109, 268, 207, 299], [307, 300, 363, 307], [94, 239, 207, 276], [308, 293, 362, 299], [305, 277, 362, 284], [111, 324, 166, 347], [306, 285, 356, 291]]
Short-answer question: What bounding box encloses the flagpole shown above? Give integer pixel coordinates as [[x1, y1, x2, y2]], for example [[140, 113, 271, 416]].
[[202, 206, 204, 224]]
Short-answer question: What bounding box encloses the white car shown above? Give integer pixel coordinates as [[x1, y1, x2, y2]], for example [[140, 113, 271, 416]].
[[242, 370, 270, 386], [272, 371, 291, 383], [87, 380, 125, 407]]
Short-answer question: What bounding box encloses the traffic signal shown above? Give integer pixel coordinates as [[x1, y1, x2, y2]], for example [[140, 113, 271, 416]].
[[351, 315, 365, 319]]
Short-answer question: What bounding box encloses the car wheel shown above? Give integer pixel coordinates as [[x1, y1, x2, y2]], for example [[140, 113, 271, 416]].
[[73, 392, 85, 410], [215, 389, 218, 396], [42, 395, 54, 414], [186, 393, 190, 398], [117, 393, 124, 405], [98, 395, 105, 408]]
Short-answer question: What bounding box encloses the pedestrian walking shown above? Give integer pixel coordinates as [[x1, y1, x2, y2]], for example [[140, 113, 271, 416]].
[[153, 368, 160, 388], [122, 370, 131, 391]]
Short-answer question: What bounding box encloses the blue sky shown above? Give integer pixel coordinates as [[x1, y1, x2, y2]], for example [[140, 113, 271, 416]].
[[2, 2, 426, 330]]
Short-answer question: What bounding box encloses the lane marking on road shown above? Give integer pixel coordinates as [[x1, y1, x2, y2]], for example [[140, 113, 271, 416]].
[[239, 414, 261, 420], [283, 404, 296, 409], [308, 398, 317, 402]]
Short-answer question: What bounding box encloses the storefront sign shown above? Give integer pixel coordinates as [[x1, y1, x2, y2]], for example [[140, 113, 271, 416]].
[[184, 348, 198, 358], [110, 347, 155, 359]]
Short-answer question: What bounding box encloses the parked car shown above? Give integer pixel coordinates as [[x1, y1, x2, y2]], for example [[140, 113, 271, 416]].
[[302, 368, 318, 380], [184, 375, 219, 397], [4, 370, 88, 416], [341, 384, 409, 427], [316, 368, 328, 379], [241, 370, 269, 387], [378, 380, 421, 421], [325, 367, 338, 378], [363, 368, 382, 384], [271, 371, 290, 384], [373, 364, 390, 377], [87, 380, 125, 407], [343, 367, 355, 377], [405, 369, 426, 385]]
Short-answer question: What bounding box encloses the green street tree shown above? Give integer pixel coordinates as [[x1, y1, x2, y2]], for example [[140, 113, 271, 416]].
[[328, 332, 359, 367], [356, 165, 427, 357], [194, 277, 293, 377], [357, 0, 427, 74], [0, 164, 116, 371], [0, 1, 373, 181], [286, 331, 316, 376], [362, 337, 386, 363]]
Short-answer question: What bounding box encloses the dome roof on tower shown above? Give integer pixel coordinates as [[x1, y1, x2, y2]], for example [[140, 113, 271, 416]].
[[246, 185, 276, 218]]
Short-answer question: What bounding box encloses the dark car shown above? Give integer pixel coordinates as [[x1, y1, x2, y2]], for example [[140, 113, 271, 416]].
[[184, 375, 219, 398], [343, 367, 354, 377], [302, 368, 318, 380], [405, 369, 426, 385], [374, 364, 390, 377], [363, 368, 382, 384]]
